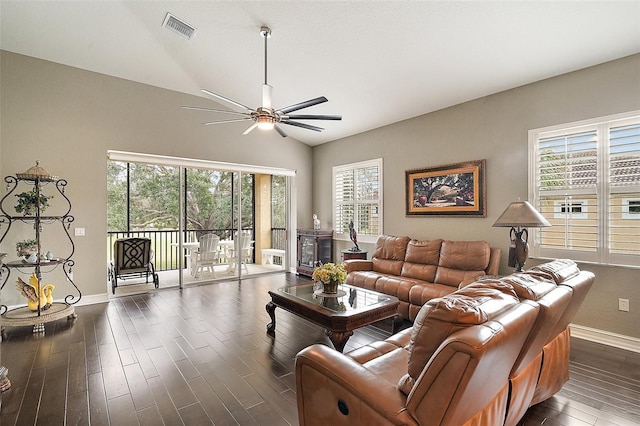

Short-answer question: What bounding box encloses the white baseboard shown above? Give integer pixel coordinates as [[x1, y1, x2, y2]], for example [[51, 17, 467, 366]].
[[3, 293, 109, 312], [75, 293, 109, 306], [570, 324, 640, 353]]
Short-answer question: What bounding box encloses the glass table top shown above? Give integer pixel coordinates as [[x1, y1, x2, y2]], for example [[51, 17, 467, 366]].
[[277, 283, 393, 313]]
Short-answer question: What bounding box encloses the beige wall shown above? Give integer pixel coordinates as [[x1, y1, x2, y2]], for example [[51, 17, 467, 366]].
[[2, 50, 638, 339], [312, 54, 640, 338], [0, 51, 313, 305]]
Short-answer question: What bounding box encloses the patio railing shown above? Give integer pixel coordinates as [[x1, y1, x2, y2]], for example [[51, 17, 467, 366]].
[[107, 227, 286, 271]]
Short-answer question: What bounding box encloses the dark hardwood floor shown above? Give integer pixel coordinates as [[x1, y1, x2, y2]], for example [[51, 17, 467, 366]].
[[1, 273, 638, 425]]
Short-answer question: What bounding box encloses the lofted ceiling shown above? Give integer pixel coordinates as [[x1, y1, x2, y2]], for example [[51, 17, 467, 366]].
[[1, 1, 639, 146]]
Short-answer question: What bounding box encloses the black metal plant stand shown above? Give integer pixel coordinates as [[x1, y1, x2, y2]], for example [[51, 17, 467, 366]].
[[0, 168, 80, 336]]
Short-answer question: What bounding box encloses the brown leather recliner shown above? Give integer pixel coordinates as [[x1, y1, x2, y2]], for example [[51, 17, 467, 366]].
[[295, 282, 540, 425], [296, 260, 594, 425], [527, 260, 595, 405], [496, 272, 573, 426]]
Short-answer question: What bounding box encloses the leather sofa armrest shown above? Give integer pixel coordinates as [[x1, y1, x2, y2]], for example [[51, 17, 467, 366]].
[[485, 247, 502, 275], [344, 259, 374, 273], [295, 344, 412, 424]]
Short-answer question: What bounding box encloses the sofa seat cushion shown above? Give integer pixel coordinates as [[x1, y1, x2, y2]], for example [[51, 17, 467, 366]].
[[347, 341, 406, 364], [347, 328, 413, 365], [371, 235, 411, 276], [399, 281, 519, 395], [385, 327, 413, 348], [373, 276, 415, 302], [407, 281, 458, 321], [360, 347, 410, 390], [347, 270, 383, 290]]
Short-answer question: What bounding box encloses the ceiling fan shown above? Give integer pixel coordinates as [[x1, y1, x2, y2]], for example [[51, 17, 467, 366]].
[[183, 26, 342, 137]]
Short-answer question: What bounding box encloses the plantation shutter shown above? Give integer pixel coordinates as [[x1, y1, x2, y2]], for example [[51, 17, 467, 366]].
[[609, 123, 640, 256], [355, 164, 380, 237], [536, 128, 598, 255], [333, 159, 383, 242], [334, 169, 354, 235]]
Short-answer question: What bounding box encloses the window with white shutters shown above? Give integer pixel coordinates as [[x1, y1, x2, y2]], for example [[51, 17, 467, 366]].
[[333, 159, 383, 243], [529, 112, 640, 267]]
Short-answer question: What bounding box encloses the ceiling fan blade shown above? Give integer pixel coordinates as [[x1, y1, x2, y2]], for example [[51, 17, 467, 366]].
[[183, 105, 251, 116], [202, 118, 252, 126], [274, 125, 288, 138], [201, 89, 254, 113], [242, 123, 259, 135], [278, 96, 328, 114], [280, 121, 324, 132], [284, 114, 342, 121]]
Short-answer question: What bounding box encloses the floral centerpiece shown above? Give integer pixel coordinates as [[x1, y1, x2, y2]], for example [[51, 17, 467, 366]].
[[312, 262, 347, 294]]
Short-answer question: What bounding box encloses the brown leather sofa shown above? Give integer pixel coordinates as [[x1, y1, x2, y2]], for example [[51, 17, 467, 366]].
[[295, 260, 594, 426], [344, 235, 502, 322]]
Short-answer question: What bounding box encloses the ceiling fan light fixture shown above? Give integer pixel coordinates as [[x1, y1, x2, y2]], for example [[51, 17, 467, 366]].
[[256, 111, 275, 130], [258, 122, 275, 130]]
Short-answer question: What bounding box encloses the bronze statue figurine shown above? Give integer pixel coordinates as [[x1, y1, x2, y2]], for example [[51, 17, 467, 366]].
[[348, 220, 360, 251]]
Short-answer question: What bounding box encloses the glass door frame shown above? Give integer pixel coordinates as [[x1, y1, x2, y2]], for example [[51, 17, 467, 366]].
[[107, 150, 296, 289]]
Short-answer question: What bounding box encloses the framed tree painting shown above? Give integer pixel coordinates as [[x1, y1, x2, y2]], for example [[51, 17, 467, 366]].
[[406, 159, 486, 217]]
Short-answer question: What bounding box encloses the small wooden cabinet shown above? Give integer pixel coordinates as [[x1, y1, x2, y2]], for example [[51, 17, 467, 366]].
[[296, 229, 333, 277], [341, 249, 367, 261]]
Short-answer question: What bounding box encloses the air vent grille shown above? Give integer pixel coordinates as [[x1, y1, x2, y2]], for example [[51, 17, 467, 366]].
[[162, 13, 196, 40]]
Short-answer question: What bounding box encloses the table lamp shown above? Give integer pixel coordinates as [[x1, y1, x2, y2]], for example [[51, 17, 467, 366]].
[[493, 200, 550, 272]]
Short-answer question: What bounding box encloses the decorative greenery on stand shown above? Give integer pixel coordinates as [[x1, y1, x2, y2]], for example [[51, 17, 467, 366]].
[[14, 189, 52, 215], [16, 239, 38, 256]]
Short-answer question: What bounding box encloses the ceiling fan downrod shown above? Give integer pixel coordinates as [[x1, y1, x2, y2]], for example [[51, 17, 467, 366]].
[[260, 26, 271, 86]]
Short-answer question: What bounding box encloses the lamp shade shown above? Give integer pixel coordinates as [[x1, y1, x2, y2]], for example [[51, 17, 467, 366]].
[[493, 201, 551, 228]]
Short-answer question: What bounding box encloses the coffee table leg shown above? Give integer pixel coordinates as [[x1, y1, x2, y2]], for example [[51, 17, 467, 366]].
[[325, 330, 353, 353], [266, 302, 276, 335], [391, 314, 403, 334]]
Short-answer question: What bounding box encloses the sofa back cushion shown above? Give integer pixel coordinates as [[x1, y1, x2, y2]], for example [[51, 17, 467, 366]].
[[372, 235, 411, 276], [435, 240, 491, 286], [499, 273, 557, 301], [400, 239, 443, 282], [398, 281, 519, 395], [528, 259, 580, 284]]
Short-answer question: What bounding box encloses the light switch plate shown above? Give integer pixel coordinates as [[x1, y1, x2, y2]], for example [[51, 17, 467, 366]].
[[619, 298, 630, 312]]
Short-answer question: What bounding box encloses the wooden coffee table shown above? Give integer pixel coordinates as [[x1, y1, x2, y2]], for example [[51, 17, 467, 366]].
[[266, 283, 399, 352]]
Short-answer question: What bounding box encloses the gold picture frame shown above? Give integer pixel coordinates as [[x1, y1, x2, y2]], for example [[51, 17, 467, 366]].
[[406, 159, 486, 217]]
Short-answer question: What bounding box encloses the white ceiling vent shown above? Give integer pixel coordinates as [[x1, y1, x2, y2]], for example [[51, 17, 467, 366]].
[[162, 13, 196, 40]]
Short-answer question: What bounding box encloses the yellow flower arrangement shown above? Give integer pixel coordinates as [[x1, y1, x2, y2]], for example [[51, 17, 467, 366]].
[[312, 262, 347, 284]]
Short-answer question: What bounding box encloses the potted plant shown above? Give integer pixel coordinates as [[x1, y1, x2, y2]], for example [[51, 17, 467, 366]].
[[312, 262, 347, 294], [14, 189, 52, 215], [16, 239, 38, 257]]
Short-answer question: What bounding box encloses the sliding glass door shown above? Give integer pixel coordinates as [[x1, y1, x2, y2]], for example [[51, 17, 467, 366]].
[[185, 169, 256, 282], [107, 153, 291, 295]]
